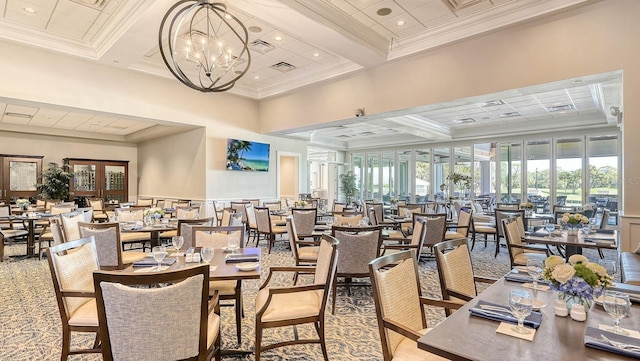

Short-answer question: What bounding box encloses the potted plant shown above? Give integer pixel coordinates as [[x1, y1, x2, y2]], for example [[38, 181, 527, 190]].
[[36, 162, 73, 201], [339, 171, 358, 205]]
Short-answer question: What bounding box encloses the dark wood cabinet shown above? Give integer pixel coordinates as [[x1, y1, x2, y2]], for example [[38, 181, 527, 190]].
[[64, 158, 129, 203], [0, 155, 43, 202]]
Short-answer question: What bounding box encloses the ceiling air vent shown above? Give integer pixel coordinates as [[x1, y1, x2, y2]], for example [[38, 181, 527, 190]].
[[441, 0, 485, 11], [4, 112, 33, 119], [270, 61, 296, 73], [249, 39, 275, 54], [453, 118, 476, 124], [547, 104, 574, 112], [477, 99, 505, 107], [500, 112, 521, 118], [69, 0, 109, 10]]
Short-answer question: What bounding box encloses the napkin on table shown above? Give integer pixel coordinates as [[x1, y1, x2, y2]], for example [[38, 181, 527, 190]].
[[584, 326, 640, 358], [469, 300, 542, 329]]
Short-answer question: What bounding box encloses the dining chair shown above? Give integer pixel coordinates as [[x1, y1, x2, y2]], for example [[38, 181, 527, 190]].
[[244, 203, 258, 245], [493, 208, 525, 257], [285, 218, 319, 285], [87, 198, 108, 222], [330, 225, 383, 314], [496, 202, 519, 210], [220, 208, 235, 227], [444, 209, 471, 240], [174, 217, 215, 250], [114, 207, 152, 251], [369, 250, 462, 361], [420, 213, 448, 259], [171, 200, 191, 208], [193, 225, 245, 344], [59, 211, 86, 243], [37, 217, 64, 260], [135, 197, 154, 207], [46, 236, 101, 360], [366, 202, 396, 228], [93, 264, 220, 361], [255, 235, 339, 361], [176, 206, 201, 220], [433, 238, 497, 315], [242, 198, 260, 207], [502, 218, 549, 268], [332, 211, 363, 227], [332, 201, 347, 212], [78, 222, 146, 270], [50, 205, 74, 215], [230, 201, 249, 226], [45, 199, 62, 212], [254, 207, 287, 252], [0, 213, 29, 262], [291, 207, 321, 240], [380, 217, 427, 261], [470, 217, 497, 251]]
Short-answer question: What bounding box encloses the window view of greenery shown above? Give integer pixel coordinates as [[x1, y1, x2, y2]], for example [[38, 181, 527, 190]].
[[415, 149, 430, 202]]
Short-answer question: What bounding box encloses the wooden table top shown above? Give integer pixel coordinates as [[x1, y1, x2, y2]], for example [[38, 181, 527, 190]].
[[418, 277, 639, 361], [523, 230, 618, 251]]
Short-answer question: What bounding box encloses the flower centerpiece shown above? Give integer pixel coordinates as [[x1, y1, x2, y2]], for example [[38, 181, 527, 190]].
[[298, 200, 308, 208], [561, 212, 590, 234], [16, 198, 31, 210], [542, 254, 613, 310], [520, 202, 535, 216], [446, 172, 472, 200], [143, 207, 164, 225]]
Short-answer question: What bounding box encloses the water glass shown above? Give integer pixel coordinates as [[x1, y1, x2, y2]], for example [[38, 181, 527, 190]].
[[360, 216, 369, 226], [200, 247, 215, 263], [509, 290, 533, 335], [171, 236, 184, 255], [598, 259, 617, 278], [526, 259, 544, 290], [602, 291, 630, 335], [227, 235, 240, 254], [545, 223, 555, 238], [152, 246, 167, 271]]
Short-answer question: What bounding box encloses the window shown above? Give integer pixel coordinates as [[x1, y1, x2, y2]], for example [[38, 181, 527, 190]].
[[382, 152, 395, 202], [556, 138, 583, 206], [433, 148, 450, 200], [473, 143, 495, 198], [499, 143, 522, 204], [398, 150, 411, 202], [415, 149, 430, 202], [526, 140, 550, 212]]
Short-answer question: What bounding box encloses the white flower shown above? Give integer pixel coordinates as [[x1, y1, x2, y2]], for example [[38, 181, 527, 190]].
[[586, 263, 608, 278], [568, 254, 589, 265], [545, 255, 564, 269], [552, 263, 576, 283], [562, 215, 570, 223]]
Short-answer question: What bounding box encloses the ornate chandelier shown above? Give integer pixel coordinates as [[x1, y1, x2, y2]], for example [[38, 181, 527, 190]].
[[159, 1, 251, 92]]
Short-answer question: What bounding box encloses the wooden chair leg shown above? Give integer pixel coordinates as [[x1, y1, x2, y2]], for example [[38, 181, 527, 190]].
[[331, 274, 338, 315], [60, 327, 71, 361], [255, 322, 262, 361], [0, 234, 4, 262], [317, 319, 329, 361]]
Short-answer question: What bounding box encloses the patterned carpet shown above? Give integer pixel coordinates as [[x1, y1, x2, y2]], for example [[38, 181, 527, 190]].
[[0, 236, 618, 361]]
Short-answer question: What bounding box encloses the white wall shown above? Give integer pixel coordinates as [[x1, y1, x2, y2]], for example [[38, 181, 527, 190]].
[[0, 131, 138, 199]]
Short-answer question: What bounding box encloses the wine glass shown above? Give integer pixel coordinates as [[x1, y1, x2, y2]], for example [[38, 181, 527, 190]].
[[227, 235, 240, 254], [509, 290, 533, 335], [602, 291, 630, 335], [171, 236, 184, 256], [152, 246, 167, 271], [360, 216, 370, 227], [598, 259, 617, 279], [200, 247, 215, 263], [545, 222, 555, 238], [526, 259, 544, 290]]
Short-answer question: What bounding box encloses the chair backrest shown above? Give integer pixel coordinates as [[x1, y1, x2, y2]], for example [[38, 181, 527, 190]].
[[456, 209, 472, 237], [494, 209, 525, 238], [171, 200, 191, 208], [60, 211, 86, 242], [416, 213, 447, 247], [553, 204, 575, 215], [220, 208, 234, 227], [263, 201, 281, 212], [115, 207, 144, 222], [291, 208, 317, 237], [78, 222, 123, 270], [76, 207, 94, 223], [49, 218, 65, 246], [136, 198, 154, 207], [253, 207, 272, 233], [333, 212, 363, 227], [177, 218, 215, 249], [88, 198, 105, 212], [286, 218, 303, 263], [93, 265, 211, 361], [230, 202, 249, 224], [245, 203, 257, 228], [397, 203, 425, 218], [176, 206, 200, 220], [50, 205, 74, 215], [370, 250, 426, 360], [333, 201, 347, 212], [45, 199, 62, 211], [193, 226, 244, 249], [433, 238, 478, 302], [331, 225, 383, 276], [242, 199, 260, 207], [496, 203, 519, 210], [600, 208, 610, 229], [46, 237, 99, 323], [313, 235, 339, 289], [366, 203, 384, 226], [367, 207, 378, 225], [502, 218, 525, 267], [0, 205, 9, 217]]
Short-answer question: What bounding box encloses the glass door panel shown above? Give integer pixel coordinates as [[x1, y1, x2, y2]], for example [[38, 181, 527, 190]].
[[103, 163, 127, 202], [415, 149, 430, 202], [366, 154, 380, 201], [473, 143, 495, 200], [588, 135, 618, 224], [382, 152, 395, 202], [453, 146, 471, 199], [526, 140, 550, 213], [398, 150, 411, 202], [499, 143, 522, 204], [433, 147, 450, 200], [352, 154, 364, 201], [556, 138, 583, 207]]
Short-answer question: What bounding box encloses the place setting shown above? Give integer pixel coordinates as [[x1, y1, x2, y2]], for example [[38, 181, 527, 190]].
[[585, 290, 640, 358], [469, 290, 542, 341]]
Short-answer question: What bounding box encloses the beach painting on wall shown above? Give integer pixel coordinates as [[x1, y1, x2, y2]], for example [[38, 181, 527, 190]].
[[226, 139, 270, 171]]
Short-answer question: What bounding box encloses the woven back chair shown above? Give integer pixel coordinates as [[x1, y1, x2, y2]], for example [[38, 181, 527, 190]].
[[291, 208, 318, 239], [330, 225, 383, 314], [93, 264, 220, 361], [493, 208, 525, 257], [381, 217, 427, 261], [502, 218, 548, 268], [332, 212, 363, 227], [177, 218, 215, 250], [253, 207, 286, 252], [286, 218, 319, 284], [114, 207, 144, 222], [78, 222, 146, 270], [88, 198, 108, 222], [51, 205, 74, 215], [60, 211, 86, 243], [176, 206, 200, 220], [444, 209, 471, 240], [255, 235, 338, 361], [370, 250, 461, 361], [230, 202, 249, 224], [135, 198, 153, 207], [46, 237, 101, 360], [366, 203, 384, 226]]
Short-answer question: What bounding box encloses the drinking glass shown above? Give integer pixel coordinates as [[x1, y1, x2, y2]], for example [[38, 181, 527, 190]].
[[152, 246, 167, 271], [360, 216, 369, 226], [200, 247, 215, 263], [171, 236, 184, 256], [526, 259, 544, 290], [598, 259, 617, 279], [602, 291, 630, 335], [227, 235, 240, 254], [509, 290, 533, 335], [545, 223, 555, 238]]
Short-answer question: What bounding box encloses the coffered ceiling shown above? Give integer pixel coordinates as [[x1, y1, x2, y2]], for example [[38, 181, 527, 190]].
[[0, 0, 616, 144]]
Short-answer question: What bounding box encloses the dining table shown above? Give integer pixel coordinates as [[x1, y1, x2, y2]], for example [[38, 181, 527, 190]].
[[1, 212, 52, 257], [417, 276, 640, 360], [523, 229, 617, 259], [120, 221, 178, 249]]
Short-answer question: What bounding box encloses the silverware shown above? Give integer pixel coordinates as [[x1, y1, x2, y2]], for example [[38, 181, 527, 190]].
[[600, 334, 640, 352], [479, 305, 513, 314], [473, 308, 516, 320]]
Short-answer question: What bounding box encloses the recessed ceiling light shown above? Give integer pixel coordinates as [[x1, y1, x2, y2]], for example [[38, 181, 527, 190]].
[[396, 20, 406, 27], [377, 8, 392, 16], [274, 35, 282, 41], [254, 76, 260, 79], [313, 52, 320, 57], [224, 14, 232, 20], [248, 26, 262, 33], [24, 7, 37, 13]]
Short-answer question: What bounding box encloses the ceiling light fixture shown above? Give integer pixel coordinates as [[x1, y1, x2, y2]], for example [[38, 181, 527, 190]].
[[396, 20, 405, 27], [274, 35, 282, 41], [158, 1, 251, 93], [24, 7, 37, 13]]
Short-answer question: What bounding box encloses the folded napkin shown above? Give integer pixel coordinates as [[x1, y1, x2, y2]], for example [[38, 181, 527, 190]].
[[132, 257, 177, 267], [225, 254, 260, 263], [584, 327, 640, 358], [528, 231, 550, 237], [470, 300, 542, 329], [596, 229, 615, 234], [504, 272, 549, 285]]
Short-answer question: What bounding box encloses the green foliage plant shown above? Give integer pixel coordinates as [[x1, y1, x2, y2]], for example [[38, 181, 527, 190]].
[[36, 162, 72, 201], [339, 171, 358, 205]]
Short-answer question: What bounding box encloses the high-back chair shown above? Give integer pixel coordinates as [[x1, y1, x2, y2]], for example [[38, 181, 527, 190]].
[[254, 207, 287, 252], [135, 197, 153, 207], [444, 209, 471, 240], [93, 264, 220, 361], [242, 199, 260, 207], [332, 201, 347, 212], [193, 225, 245, 344], [493, 208, 525, 257], [59, 211, 86, 242], [87, 198, 108, 222], [286, 218, 320, 284], [230, 201, 249, 225], [433, 238, 496, 316], [255, 235, 339, 361], [330, 225, 383, 314], [332, 211, 363, 227], [176, 217, 215, 250], [171, 200, 191, 208], [244, 203, 258, 244], [78, 222, 146, 270], [369, 250, 462, 361], [114, 207, 144, 222], [220, 208, 235, 227], [418, 213, 448, 257], [114, 207, 151, 251], [381, 217, 427, 261], [50, 205, 74, 215], [176, 206, 200, 220], [46, 237, 101, 360], [502, 218, 548, 268], [291, 207, 319, 240]]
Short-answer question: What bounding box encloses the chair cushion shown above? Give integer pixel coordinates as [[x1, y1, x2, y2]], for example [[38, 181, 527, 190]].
[[122, 251, 147, 265], [513, 252, 548, 266], [272, 225, 287, 234], [207, 311, 220, 348], [159, 230, 177, 239], [0, 229, 28, 239], [621, 252, 640, 286], [393, 328, 447, 360], [209, 280, 238, 296], [444, 231, 465, 240], [255, 287, 321, 322], [121, 232, 151, 243], [473, 225, 496, 233], [67, 299, 99, 327], [385, 230, 405, 239], [298, 246, 319, 261]]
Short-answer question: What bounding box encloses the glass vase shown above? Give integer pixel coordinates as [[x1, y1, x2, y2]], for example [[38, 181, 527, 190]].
[[559, 292, 591, 312]]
